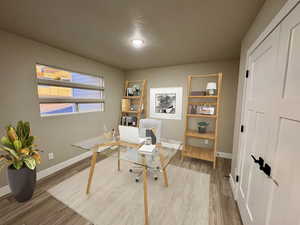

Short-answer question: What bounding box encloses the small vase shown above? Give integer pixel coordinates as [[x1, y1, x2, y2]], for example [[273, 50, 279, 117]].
[[198, 126, 207, 133], [7, 166, 36, 202], [206, 89, 216, 96]]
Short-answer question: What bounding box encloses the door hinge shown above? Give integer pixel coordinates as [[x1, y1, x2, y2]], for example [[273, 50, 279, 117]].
[[241, 125, 245, 133], [246, 70, 249, 78], [236, 175, 239, 183]]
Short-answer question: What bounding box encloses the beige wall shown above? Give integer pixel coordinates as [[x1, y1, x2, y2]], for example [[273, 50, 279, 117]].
[[231, 0, 288, 178], [0, 30, 124, 188], [125, 60, 239, 154]]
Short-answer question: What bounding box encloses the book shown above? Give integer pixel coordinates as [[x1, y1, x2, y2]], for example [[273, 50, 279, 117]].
[[138, 144, 155, 155]]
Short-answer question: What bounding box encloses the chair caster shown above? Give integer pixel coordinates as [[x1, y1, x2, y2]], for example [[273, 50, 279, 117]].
[[129, 169, 133, 172], [135, 178, 139, 182], [154, 176, 158, 181]]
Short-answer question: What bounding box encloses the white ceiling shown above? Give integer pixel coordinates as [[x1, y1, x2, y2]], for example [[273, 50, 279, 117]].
[[0, 0, 264, 70]]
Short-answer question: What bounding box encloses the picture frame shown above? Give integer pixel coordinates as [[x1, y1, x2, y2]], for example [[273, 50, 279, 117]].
[[149, 87, 182, 120]]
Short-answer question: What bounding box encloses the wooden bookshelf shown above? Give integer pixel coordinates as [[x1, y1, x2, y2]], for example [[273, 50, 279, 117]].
[[182, 73, 223, 168], [120, 80, 147, 127]]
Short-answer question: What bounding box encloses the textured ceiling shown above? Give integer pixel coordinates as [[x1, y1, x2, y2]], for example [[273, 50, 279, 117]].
[[0, 0, 264, 70]]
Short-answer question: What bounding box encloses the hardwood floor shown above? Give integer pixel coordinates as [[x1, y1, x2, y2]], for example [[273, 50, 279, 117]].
[[0, 153, 242, 225]]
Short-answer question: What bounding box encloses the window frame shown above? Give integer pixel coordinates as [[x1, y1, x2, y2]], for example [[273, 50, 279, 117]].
[[36, 63, 105, 117]]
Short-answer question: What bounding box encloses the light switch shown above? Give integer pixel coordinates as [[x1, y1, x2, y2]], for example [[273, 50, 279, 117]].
[[48, 152, 54, 160]]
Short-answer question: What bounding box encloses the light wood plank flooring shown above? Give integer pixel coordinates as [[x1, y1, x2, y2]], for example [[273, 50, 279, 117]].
[[0, 153, 242, 225]]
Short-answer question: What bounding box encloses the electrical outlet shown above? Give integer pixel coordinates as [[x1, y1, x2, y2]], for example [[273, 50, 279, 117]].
[[48, 152, 54, 160], [204, 139, 209, 145]]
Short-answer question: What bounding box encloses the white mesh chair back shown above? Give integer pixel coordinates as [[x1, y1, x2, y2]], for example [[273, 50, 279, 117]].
[[139, 119, 162, 143]]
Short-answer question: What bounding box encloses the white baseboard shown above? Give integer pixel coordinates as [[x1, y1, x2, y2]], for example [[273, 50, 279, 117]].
[[229, 173, 237, 200], [216, 152, 232, 159], [0, 185, 10, 198], [0, 151, 92, 198]]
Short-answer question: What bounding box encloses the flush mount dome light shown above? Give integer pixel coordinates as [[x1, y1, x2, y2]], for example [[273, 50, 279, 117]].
[[131, 39, 144, 48]]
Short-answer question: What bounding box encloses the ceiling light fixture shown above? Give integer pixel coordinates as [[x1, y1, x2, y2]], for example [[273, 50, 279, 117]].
[[131, 39, 144, 48]]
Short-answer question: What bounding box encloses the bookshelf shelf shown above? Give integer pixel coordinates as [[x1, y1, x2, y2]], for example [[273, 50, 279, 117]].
[[123, 96, 141, 99], [185, 130, 215, 140], [182, 145, 214, 162], [188, 95, 218, 99], [186, 114, 217, 118], [188, 102, 217, 105], [122, 110, 139, 114]]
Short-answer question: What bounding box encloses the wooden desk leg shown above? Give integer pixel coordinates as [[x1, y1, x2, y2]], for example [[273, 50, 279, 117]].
[[158, 147, 169, 187], [143, 157, 149, 225], [213, 159, 216, 169], [180, 151, 184, 161], [86, 151, 97, 194], [118, 148, 120, 171], [163, 167, 169, 187]]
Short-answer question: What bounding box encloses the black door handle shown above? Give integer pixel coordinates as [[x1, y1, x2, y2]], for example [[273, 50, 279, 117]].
[[251, 154, 264, 169], [261, 163, 271, 176], [251, 155, 279, 186], [251, 154, 258, 162]]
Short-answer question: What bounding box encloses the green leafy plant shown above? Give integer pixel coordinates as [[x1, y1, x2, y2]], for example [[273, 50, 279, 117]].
[[0, 121, 41, 170], [198, 122, 209, 127]]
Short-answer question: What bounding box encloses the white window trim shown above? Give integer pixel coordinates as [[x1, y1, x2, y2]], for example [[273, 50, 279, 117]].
[[37, 78, 104, 91], [41, 109, 102, 118], [39, 97, 105, 104]]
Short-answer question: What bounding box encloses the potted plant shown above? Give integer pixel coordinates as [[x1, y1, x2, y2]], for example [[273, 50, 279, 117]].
[[198, 122, 209, 133], [0, 121, 41, 202]]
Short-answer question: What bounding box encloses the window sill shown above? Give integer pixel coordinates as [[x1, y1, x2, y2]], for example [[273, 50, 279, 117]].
[[40, 110, 103, 118]]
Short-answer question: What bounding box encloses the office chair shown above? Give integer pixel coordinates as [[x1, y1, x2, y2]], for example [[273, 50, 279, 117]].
[[129, 118, 162, 182]]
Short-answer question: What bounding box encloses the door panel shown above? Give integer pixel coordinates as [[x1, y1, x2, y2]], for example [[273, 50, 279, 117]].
[[247, 112, 270, 224], [237, 26, 280, 225], [268, 119, 300, 225], [239, 110, 255, 200], [283, 22, 300, 99]]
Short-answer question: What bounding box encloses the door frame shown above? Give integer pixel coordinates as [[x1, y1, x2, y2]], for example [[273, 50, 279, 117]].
[[232, 0, 300, 199]]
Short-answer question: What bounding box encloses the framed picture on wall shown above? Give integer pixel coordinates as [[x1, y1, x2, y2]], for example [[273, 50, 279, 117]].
[[149, 87, 182, 120]]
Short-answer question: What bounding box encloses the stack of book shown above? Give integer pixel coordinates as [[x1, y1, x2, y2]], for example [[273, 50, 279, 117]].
[[138, 144, 155, 155], [189, 105, 215, 115], [120, 116, 137, 126]]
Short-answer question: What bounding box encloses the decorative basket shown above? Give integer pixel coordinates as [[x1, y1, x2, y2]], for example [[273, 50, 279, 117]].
[[121, 99, 130, 112]]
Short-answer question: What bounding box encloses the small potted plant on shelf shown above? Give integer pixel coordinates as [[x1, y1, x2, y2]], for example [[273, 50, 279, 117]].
[[0, 121, 42, 202], [198, 122, 209, 133]]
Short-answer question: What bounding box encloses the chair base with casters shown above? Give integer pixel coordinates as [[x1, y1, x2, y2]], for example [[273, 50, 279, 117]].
[[128, 118, 162, 182], [129, 165, 160, 182]]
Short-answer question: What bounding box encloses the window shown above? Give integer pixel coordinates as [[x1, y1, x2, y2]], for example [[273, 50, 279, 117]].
[[36, 64, 104, 116]]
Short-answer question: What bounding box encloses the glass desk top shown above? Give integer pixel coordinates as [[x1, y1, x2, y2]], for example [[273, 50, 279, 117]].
[[72, 135, 180, 169]]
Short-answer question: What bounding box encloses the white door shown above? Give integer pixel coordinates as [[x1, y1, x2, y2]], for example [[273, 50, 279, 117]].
[[266, 3, 300, 225], [236, 26, 281, 225], [237, 2, 300, 225]]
